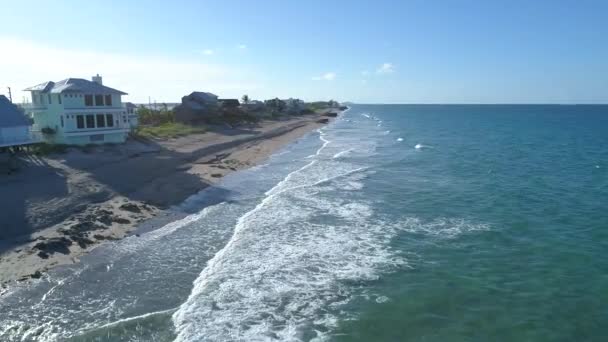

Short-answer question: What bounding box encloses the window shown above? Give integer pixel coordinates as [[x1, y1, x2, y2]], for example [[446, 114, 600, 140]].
[[96, 114, 106, 128], [58, 94, 62, 104], [48, 94, 52, 104], [95, 95, 104, 106], [106, 114, 114, 127], [85, 95, 93, 106], [105, 95, 112, 106], [76, 115, 84, 129], [60, 115, 64, 128], [86, 115, 95, 128]]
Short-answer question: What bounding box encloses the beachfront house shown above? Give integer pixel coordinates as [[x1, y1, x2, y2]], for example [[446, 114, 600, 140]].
[[174, 91, 219, 124], [0, 95, 37, 148], [125, 102, 139, 129], [23, 75, 130, 145]]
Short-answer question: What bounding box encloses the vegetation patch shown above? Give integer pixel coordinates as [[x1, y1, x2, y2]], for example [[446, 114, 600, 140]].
[[137, 122, 206, 139]]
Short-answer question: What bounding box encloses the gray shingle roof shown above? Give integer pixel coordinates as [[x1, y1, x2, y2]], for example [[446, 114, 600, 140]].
[[0, 96, 31, 128], [24, 78, 127, 95]]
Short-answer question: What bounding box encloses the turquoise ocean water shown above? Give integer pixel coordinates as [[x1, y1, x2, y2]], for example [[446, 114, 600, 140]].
[[1, 104, 607, 341]]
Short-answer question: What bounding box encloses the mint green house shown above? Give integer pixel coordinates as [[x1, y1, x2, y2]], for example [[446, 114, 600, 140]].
[[24, 75, 130, 145]]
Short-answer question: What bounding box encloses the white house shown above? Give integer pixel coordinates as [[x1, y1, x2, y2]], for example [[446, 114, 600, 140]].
[[0, 95, 38, 148], [24, 75, 130, 145], [125, 102, 139, 129]]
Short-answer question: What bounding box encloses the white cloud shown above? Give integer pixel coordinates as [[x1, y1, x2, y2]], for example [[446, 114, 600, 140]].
[[202, 49, 215, 55], [238, 44, 247, 49], [376, 63, 394, 74], [312, 72, 336, 81], [0, 37, 260, 103]]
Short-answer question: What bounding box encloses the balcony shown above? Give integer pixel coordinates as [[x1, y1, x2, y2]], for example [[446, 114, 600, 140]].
[[20, 103, 48, 112]]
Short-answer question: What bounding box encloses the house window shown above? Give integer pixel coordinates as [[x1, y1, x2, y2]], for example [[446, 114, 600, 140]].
[[95, 95, 104, 106], [58, 94, 62, 104], [48, 94, 52, 104], [106, 114, 114, 127], [86, 115, 95, 128], [85, 95, 93, 106], [105, 95, 112, 106], [96, 114, 106, 128], [76, 115, 85, 129], [60, 115, 64, 128]]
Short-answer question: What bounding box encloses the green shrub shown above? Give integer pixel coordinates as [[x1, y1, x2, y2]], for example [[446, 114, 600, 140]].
[[137, 122, 206, 139]]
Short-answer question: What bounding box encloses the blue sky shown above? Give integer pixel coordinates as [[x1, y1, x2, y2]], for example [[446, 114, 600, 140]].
[[0, 0, 607, 103]]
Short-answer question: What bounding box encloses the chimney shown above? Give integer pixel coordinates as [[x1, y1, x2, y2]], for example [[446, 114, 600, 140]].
[[92, 74, 103, 85]]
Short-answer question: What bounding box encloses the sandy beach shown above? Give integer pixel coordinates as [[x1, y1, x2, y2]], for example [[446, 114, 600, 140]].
[[0, 113, 334, 286]]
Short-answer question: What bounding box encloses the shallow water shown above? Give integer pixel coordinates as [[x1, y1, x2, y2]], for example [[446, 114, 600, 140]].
[[1, 105, 607, 341]]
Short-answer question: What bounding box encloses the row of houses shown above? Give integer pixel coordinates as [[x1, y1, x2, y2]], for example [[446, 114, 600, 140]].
[[174, 92, 307, 124], [1, 74, 310, 148]]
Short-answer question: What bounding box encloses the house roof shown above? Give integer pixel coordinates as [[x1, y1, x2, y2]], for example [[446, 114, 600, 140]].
[[24, 78, 127, 95], [0, 95, 31, 128], [125, 102, 137, 109], [189, 92, 218, 102]]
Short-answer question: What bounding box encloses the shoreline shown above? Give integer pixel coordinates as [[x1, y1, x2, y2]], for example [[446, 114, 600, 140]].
[[0, 111, 340, 287]]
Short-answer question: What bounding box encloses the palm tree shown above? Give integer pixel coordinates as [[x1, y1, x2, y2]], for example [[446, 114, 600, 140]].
[[241, 94, 250, 104]]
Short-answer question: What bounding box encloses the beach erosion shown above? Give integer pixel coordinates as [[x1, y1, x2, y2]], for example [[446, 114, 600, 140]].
[[0, 113, 337, 286]]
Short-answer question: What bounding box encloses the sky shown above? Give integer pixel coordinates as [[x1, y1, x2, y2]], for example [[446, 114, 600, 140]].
[[0, 0, 607, 104]]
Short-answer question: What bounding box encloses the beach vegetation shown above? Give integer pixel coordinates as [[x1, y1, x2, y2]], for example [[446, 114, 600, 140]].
[[136, 122, 206, 139], [29, 143, 69, 155], [137, 105, 175, 125]]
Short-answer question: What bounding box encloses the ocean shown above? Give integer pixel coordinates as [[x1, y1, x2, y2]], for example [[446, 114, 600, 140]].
[[1, 104, 607, 341]]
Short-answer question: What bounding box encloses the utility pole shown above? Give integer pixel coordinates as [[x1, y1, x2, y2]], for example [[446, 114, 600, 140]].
[[7, 87, 12, 103]]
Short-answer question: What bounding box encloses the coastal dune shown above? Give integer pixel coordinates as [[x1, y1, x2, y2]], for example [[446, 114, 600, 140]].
[[0, 114, 333, 285]]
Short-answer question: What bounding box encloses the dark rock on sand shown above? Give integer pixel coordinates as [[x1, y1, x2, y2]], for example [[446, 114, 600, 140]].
[[112, 217, 131, 224], [93, 234, 119, 241], [37, 251, 49, 259], [317, 118, 330, 124], [34, 237, 73, 255], [120, 203, 142, 213], [70, 234, 95, 248], [324, 112, 338, 118], [211, 173, 223, 178]]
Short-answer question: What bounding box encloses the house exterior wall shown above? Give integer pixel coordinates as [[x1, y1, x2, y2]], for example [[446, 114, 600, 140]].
[[27, 92, 129, 145]]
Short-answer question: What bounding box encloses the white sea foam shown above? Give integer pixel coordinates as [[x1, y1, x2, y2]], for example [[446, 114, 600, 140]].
[[332, 148, 354, 159], [415, 143, 432, 150], [397, 138, 404, 142]]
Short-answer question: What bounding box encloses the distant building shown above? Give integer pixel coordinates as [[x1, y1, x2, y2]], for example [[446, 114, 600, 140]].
[[241, 100, 265, 112], [219, 98, 240, 109], [125, 102, 139, 129], [0, 95, 38, 148], [174, 92, 219, 124], [23, 75, 130, 145]]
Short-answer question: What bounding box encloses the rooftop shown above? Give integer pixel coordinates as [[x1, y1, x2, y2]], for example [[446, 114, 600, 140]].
[[24, 78, 127, 95]]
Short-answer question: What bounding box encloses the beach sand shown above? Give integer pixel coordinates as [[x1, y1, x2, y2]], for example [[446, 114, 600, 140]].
[[0, 113, 333, 286]]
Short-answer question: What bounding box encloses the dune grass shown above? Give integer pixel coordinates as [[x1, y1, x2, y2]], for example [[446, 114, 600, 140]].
[[137, 122, 206, 139]]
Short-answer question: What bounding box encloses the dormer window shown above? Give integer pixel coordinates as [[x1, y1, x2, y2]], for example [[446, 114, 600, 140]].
[[105, 95, 112, 106], [95, 95, 104, 106], [85, 95, 93, 106]]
